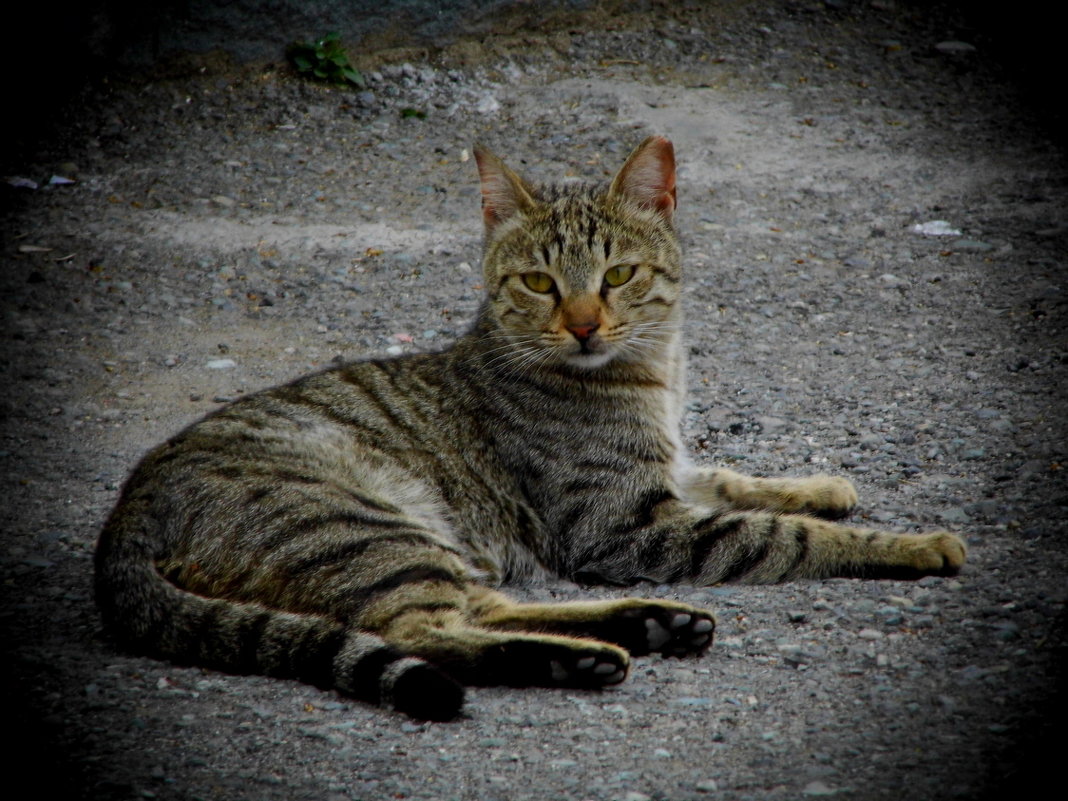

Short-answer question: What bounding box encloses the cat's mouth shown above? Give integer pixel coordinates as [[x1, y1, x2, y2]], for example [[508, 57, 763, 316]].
[[562, 336, 615, 369]]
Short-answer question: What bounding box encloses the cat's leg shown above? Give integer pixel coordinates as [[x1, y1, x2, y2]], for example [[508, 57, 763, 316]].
[[352, 576, 630, 689], [379, 605, 631, 689], [468, 587, 714, 657], [570, 503, 966, 586], [681, 466, 858, 519]]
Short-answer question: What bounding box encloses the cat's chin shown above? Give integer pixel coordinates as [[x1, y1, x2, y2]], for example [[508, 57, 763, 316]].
[[562, 351, 616, 370]]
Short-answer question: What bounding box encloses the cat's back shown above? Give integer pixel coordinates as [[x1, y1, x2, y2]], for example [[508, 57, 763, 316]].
[[103, 345, 549, 589]]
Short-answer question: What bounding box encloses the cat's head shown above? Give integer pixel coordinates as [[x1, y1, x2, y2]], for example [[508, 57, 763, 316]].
[[474, 137, 682, 371]]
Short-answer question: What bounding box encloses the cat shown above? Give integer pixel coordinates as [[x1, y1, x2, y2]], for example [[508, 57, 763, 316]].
[[94, 136, 966, 720]]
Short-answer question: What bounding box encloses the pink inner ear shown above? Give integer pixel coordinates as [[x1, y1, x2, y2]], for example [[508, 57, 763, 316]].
[[480, 171, 517, 228], [614, 137, 677, 216], [474, 146, 532, 232]]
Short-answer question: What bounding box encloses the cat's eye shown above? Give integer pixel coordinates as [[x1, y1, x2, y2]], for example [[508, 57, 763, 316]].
[[603, 264, 635, 288], [522, 272, 555, 293]]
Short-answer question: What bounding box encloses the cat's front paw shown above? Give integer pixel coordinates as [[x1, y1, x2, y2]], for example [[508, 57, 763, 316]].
[[787, 475, 858, 519], [903, 531, 967, 575]]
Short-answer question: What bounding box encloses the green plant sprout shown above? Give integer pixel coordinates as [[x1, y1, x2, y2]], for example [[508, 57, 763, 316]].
[[287, 32, 365, 88]]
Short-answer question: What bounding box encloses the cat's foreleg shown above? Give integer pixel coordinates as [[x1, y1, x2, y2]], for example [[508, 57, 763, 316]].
[[571, 505, 966, 585], [681, 466, 858, 519]]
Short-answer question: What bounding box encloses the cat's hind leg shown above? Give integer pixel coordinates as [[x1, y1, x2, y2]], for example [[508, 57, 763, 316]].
[[682, 466, 858, 519], [355, 578, 629, 689], [468, 588, 715, 658], [379, 605, 630, 689]]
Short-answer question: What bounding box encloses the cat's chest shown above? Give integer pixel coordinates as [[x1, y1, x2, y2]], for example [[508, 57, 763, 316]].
[[493, 378, 681, 477]]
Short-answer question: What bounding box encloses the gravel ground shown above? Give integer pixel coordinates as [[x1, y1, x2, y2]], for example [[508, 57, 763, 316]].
[[2, 2, 1066, 799]]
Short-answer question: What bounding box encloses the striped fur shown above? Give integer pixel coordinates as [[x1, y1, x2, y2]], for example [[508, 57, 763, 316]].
[[95, 137, 965, 719]]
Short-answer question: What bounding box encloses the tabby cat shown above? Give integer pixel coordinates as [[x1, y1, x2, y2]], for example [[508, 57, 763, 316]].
[[95, 136, 966, 720]]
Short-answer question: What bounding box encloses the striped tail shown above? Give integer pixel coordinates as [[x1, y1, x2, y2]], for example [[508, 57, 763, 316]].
[[94, 505, 464, 721]]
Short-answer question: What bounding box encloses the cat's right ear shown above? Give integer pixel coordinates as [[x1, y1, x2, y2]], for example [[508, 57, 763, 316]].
[[473, 144, 536, 234]]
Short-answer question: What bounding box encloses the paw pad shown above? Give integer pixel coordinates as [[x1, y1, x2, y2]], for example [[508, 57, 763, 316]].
[[641, 608, 716, 656], [549, 652, 627, 687]]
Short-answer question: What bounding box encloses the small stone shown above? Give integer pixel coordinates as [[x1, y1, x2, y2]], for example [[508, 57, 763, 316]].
[[935, 40, 977, 54], [778, 643, 815, 666], [911, 220, 961, 236], [938, 508, 971, 524], [954, 239, 994, 251], [671, 697, 714, 707], [876, 606, 904, 625], [803, 781, 841, 796]]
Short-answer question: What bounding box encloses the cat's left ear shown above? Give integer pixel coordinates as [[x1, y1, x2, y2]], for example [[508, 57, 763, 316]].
[[473, 144, 537, 234], [608, 135, 677, 220]]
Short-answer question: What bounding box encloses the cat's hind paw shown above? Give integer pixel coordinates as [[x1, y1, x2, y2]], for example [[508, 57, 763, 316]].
[[643, 610, 716, 657], [485, 638, 630, 689], [608, 601, 716, 657], [552, 650, 628, 687]]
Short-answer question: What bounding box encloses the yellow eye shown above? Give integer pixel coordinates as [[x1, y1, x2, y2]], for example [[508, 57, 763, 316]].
[[522, 272, 555, 293], [604, 264, 635, 288]]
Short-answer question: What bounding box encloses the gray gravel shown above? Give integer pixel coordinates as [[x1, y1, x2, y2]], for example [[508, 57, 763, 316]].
[[2, 2, 1066, 800]]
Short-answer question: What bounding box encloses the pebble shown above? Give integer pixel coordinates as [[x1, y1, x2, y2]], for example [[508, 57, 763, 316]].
[[938, 508, 970, 524], [670, 696, 714, 707], [911, 220, 961, 236], [778, 643, 818, 666], [803, 781, 842, 796], [875, 606, 904, 625], [953, 239, 994, 251], [935, 40, 977, 54]]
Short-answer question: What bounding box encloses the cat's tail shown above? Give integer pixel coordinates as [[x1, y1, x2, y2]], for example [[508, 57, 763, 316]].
[[94, 501, 464, 721]]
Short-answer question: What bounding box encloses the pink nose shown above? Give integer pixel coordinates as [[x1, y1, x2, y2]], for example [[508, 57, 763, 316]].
[[567, 322, 599, 341]]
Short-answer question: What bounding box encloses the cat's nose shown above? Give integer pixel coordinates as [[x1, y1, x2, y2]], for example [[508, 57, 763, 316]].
[[566, 322, 599, 341]]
